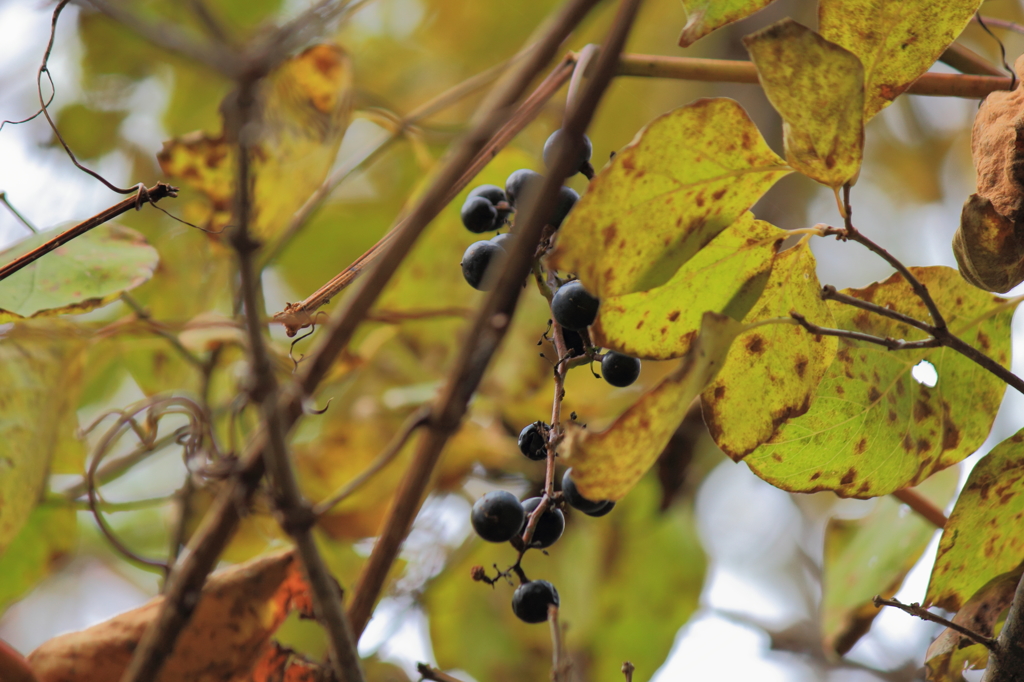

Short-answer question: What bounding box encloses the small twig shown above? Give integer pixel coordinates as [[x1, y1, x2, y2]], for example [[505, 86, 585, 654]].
[[790, 313, 940, 351], [842, 186, 946, 330], [416, 663, 464, 682], [119, 293, 206, 370], [0, 183, 177, 285], [550, 605, 570, 682], [313, 406, 430, 516], [63, 429, 185, 499], [614, 53, 1012, 98], [273, 55, 577, 335], [819, 285, 935, 336], [940, 42, 1006, 77], [76, 0, 242, 76], [227, 76, 365, 682], [0, 192, 38, 233], [892, 488, 947, 529], [621, 661, 635, 682], [873, 596, 996, 649], [975, 14, 1024, 36], [262, 51, 527, 267], [984, 570, 1024, 681]]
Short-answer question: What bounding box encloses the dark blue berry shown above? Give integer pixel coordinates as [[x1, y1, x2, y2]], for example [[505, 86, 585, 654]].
[[551, 281, 599, 331], [601, 351, 641, 387], [471, 491, 525, 543], [512, 580, 559, 623], [461, 196, 500, 233], [543, 130, 593, 176], [461, 241, 506, 290], [561, 468, 613, 516], [520, 497, 564, 548], [518, 422, 549, 461]]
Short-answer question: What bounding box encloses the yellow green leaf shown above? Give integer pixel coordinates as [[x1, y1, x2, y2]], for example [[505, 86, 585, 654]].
[[591, 213, 784, 360], [548, 98, 790, 298], [0, 322, 86, 553], [927, 428, 1024, 611], [51, 103, 126, 160], [821, 468, 958, 656], [0, 504, 76, 616], [744, 19, 865, 188], [743, 267, 1012, 497], [702, 239, 838, 458], [819, 0, 983, 120], [954, 193, 1024, 293], [925, 565, 1020, 681], [0, 224, 158, 322], [678, 0, 777, 47], [565, 312, 744, 501], [159, 43, 353, 240]]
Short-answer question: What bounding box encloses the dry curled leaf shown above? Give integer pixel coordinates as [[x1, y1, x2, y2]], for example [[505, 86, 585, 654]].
[[955, 56, 1024, 292], [954, 194, 1024, 293], [28, 549, 312, 682]]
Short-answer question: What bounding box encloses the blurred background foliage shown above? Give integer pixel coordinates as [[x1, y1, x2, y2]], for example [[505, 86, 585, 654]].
[[2, 0, 1024, 680]]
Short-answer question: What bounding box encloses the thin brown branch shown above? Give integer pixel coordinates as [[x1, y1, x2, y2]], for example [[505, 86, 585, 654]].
[[940, 42, 1005, 77], [874, 596, 996, 649], [274, 56, 577, 335], [0, 183, 177, 284], [550, 605, 570, 682], [119, 293, 206, 370], [345, 0, 640, 639], [75, 0, 242, 76], [63, 429, 185, 500], [841, 186, 947, 330], [229, 77, 364, 682], [263, 50, 528, 267], [975, 15, 1024, 37], [790, 313, 941, 351], [892, 488, 947, 529], [984, 570, 1024, 682], [621, 661, 635, 682], [416, 663, 464, 682], [0, 192, 38, 233], [820, 286, 936, 336], [614, 53, 1013, 98], [313, 406, 430, 517]]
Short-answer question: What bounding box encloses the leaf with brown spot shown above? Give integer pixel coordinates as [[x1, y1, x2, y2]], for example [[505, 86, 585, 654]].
[[27, 550, 312, 682], [744, 19, 864, 188], [702, 239, 837, 458], [590, 213, 783, 360], [743, 267, 1012, 497], [925, 564, 1022, 682], [822, 467, 958, 656], [678, 0, 777, 47], [819, 0, 983, 120], [564, 312, 744, 501], [159, 44, 353, 240], [0, 224, 158, 322], [927, 428, 1024, 612], [547, 98, 791, 298], [954, 194, 1024, 293]]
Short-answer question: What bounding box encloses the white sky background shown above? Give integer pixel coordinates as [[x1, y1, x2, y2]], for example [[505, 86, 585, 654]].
[[2, 1, 1024, 681]]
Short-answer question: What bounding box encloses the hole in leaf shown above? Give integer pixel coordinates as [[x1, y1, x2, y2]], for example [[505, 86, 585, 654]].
[[912, 360, 938, 387]]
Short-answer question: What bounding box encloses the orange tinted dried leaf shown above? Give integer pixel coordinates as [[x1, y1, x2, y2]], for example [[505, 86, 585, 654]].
[[970, 57, 1024, 222], [28, 550, 311, 682]]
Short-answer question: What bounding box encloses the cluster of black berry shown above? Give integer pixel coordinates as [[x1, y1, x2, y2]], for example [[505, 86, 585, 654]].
[[459, 131, 586, 291], [464, 130, 643, 625]]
